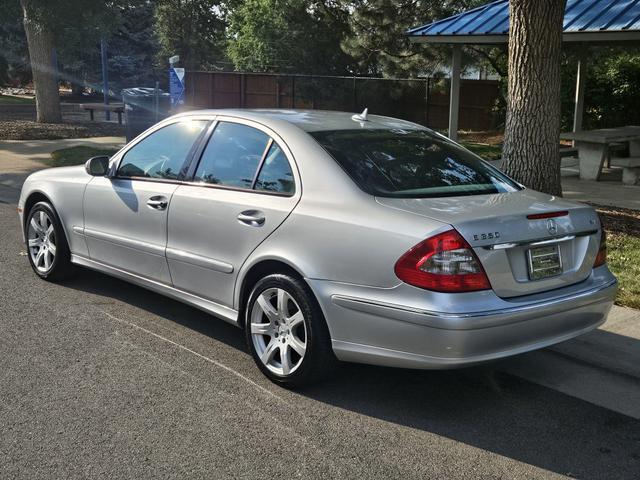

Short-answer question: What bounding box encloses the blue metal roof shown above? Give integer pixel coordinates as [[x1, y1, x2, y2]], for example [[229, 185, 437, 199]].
[[409, 0, 640, 43]]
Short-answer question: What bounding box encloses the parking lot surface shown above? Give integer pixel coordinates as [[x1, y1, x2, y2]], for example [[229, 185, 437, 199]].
[[1, 202, 639, 479]]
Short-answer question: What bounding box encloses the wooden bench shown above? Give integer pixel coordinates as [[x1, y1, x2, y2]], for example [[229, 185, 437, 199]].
[[79, 103, 125, 124], [611, 156, 640, 185]]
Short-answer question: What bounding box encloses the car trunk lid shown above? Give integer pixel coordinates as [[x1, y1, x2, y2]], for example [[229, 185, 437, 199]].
[[376, 190, 601, 298]]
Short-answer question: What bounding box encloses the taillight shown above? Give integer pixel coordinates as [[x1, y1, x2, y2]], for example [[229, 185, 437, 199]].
[[394, 229, 491, 293], [594, 229, 607, 267]]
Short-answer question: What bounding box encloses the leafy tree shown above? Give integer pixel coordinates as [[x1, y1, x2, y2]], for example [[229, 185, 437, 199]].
[[0, 0, 30, 85], [226, 0, 354, 74], [155, 0, 228, 70], [14, 0, 125, 122]]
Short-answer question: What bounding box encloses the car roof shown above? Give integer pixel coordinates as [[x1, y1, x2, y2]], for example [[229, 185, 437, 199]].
[[179, 108, 426, 133]]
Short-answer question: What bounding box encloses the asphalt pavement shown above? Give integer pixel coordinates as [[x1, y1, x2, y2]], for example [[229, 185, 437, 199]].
[[1, 200, 639, 479]]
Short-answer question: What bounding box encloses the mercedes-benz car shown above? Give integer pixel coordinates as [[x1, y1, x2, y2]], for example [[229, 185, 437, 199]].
[[18, 109, 617, 386]]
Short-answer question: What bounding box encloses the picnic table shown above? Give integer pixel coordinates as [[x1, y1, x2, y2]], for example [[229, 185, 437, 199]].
[[561, 126, 640, 184], [79, 103, 125, 124]]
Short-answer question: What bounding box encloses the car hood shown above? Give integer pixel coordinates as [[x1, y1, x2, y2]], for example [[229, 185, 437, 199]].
[[26, 165, 88, 181]]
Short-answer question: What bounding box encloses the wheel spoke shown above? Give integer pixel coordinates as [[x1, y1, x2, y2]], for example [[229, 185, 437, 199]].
[[48, 242, 56, 256], [250, 322, 274, 336], [30, 217, 43, 234], [46, 224, 54, 240], [43, 249, 51, 269], [289, 335, 306, 357], [277, 289, 288, 318], [260, 339, 279, 365], [28, 238, 40, 247], [287, 310, 304, 329], [39, 211, 47, 229], [35, 248, 44, 267], [257, 293, 278, 322], [280, 344, 292, 375]]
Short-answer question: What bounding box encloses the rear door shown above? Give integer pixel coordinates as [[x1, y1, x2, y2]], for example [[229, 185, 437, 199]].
[[166, 118, 301, 307], [83, 118, 209, 283]]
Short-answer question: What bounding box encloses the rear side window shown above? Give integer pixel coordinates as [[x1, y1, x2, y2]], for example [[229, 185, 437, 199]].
[[195, 122, 270, 188], [310, 129, 520, 198], [254, 144, 295, 194], [118, 120, 207, 179]]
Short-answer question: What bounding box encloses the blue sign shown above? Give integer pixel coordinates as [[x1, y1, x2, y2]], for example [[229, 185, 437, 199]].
[[169, 67, 185, 107]]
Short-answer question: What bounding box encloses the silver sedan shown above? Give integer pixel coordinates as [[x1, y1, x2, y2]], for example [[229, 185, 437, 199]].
[[18, 109, 617, 386]]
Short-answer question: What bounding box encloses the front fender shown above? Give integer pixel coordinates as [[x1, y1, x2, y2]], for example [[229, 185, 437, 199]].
[[20, 166, 92, 257]]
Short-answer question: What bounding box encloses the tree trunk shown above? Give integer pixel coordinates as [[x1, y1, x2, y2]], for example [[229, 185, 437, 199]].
[[502, 0, 565, 196], [20, 0, 62, 123]]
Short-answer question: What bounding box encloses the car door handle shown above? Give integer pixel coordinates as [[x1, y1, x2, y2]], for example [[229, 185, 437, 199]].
[[237, 210, 265, 227], [147, 196, 168, 210]]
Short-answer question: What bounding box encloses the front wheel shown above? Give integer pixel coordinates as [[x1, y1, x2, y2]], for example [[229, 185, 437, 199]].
[[245, 274, 335, 387], [25, 201, 75, 281]]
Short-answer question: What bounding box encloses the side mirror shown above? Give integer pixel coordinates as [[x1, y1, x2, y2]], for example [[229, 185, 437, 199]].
[[85, 156, 111, 176]]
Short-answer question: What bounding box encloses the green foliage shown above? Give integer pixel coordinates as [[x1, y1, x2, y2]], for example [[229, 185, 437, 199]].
[[226, 0, 354, 74], [55, 1, 161, 93], [155, 0, 227, 70], [607, 232, 640, 310], [104, 1, 162, 90], [0, 94, 34, 104], [339, 0, 484, 77], [0, 0, 30, 85], [461, 142, 502, 161], [561, 49, 640, 131], [49, 146, 119, 167]]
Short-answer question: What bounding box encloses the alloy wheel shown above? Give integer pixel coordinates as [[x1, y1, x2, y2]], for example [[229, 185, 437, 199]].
[[250, 287, 307, 375], [27, 210, 57, 273]]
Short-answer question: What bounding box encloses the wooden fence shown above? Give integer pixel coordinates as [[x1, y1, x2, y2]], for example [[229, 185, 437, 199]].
[[184, 71, 502, 131]]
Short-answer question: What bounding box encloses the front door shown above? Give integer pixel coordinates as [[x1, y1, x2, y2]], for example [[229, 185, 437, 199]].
[[83, 119, 208, 283], [166, 120, 300, 307]]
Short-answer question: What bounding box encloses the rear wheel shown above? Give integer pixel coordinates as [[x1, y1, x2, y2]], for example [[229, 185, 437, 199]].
[[25, 201, 75, 281], [245, 274, 335, 387]]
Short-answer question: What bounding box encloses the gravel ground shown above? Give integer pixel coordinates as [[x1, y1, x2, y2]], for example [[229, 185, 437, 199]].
[[0, 120, 125, 140], [1, 203, 639, 479]]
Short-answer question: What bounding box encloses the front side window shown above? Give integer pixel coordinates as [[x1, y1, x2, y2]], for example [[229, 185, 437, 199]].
[[117, 120, 207, 179], [310, 129, 520, 198], [254, 144, 295, 194], [194, 122, 270, 188]]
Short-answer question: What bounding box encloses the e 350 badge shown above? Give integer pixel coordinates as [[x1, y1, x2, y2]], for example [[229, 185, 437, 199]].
[[473, 232, 501, 241]]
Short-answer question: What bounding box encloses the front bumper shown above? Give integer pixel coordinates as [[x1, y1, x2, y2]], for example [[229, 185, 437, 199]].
[[308, 267, 617, 369]]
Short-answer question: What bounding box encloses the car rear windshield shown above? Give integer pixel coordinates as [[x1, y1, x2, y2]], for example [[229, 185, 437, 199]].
[[310, 128, 521, 198]]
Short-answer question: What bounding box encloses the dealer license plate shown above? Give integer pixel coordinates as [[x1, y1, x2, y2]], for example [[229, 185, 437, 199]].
[[527, 244, 563, 280]]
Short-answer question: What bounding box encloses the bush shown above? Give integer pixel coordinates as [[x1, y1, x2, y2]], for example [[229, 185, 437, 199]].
[[561, 49, 640, 130]]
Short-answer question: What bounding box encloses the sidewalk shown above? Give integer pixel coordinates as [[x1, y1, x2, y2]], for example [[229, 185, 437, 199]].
[[502, 304, 640, 419], [552, 304, 640, 379], [0, 136, 125, 203], [562, 177, 640, 211], [487, 158, 640, 211]]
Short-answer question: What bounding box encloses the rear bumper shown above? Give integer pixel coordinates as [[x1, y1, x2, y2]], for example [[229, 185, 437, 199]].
[[308, 267, 617, 369]]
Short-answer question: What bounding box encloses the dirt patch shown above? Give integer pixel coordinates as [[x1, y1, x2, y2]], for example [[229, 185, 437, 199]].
[[458, 131, 504, 145], [0, 120, 124, 140], [588, 203, 640, 236]]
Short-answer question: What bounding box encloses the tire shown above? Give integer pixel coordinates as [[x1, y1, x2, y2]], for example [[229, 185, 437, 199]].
[[245, 273, 335, 387], [25, 201, 75, 281]]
